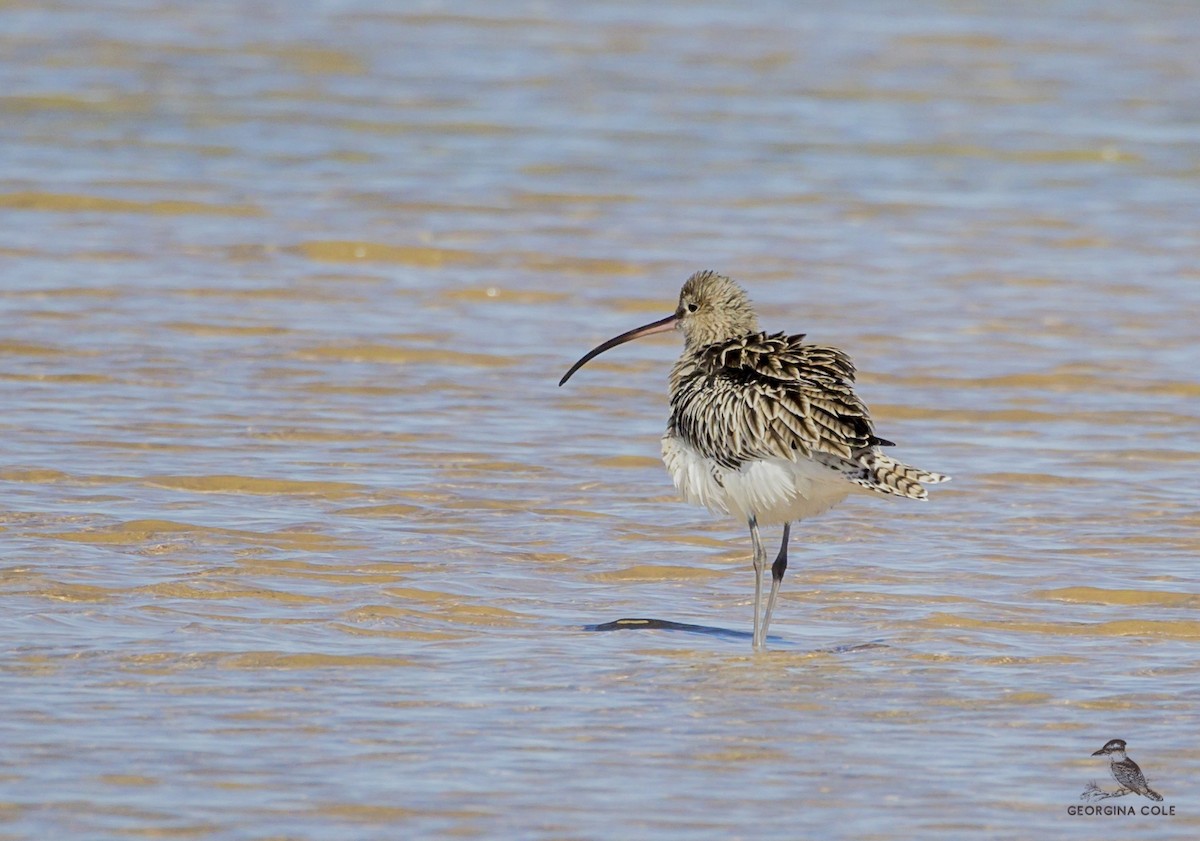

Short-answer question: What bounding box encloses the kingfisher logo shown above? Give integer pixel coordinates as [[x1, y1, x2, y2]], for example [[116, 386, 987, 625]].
[[1068, 739, 1175, 817]]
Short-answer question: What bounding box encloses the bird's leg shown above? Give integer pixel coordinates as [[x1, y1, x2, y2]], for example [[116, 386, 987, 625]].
[[759, 522, 791, 646], [749, 516, 766, 650]]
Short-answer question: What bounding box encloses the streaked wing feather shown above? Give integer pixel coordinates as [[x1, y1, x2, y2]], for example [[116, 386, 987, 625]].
[[671, 332, 877, 466]]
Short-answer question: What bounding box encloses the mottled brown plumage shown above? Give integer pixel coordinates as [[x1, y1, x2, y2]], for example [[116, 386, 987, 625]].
[[666, 272, 944, 500], [669, 331, 874, 466]]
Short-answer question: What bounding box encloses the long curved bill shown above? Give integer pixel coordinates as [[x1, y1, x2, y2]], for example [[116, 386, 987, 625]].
[[558, 312, 678, 386]]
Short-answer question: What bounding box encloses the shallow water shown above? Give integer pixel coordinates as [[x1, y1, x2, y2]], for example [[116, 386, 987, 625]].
[[2, 1, 1199, 838]]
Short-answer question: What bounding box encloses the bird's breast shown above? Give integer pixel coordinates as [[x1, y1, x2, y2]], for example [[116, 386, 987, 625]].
[[661, 434, 852, 526]]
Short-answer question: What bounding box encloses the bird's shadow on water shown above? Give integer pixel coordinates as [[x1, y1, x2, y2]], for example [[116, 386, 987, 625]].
[[583, 618, 887, 654]]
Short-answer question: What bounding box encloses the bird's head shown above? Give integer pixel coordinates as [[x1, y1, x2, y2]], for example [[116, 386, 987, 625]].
[[1093, 739, 1128, 757], [558, 270, 760, 386], [675, 270, 759, 349]]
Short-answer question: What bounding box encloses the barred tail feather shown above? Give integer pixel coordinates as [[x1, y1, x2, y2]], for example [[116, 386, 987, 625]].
[[852, 454, 950, 500]]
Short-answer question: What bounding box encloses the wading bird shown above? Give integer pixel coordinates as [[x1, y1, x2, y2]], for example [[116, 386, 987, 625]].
[[559, 270, 948, 650]]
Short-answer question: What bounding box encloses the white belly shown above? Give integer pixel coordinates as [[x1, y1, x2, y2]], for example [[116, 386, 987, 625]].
[[661, 435, 853, 526]]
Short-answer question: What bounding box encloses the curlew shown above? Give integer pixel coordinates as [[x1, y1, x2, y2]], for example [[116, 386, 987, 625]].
[[559, 270, 948, 650]]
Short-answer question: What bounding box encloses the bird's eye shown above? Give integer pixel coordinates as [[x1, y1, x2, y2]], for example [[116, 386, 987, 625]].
[[686, 302, 699, 313]]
